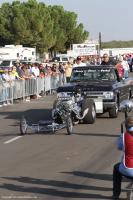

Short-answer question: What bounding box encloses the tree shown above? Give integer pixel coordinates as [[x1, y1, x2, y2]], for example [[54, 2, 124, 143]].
[[48, 5, 67, 52], [0, 3, 14, 45], [0, 0, 89, 54]]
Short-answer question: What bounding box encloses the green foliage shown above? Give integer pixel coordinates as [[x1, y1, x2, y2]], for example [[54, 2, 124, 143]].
[[102, 40, 133, 49], [0, 0, 88, 54]]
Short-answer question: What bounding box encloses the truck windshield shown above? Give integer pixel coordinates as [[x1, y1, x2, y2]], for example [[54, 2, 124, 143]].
[[70, 68, 117, 82]]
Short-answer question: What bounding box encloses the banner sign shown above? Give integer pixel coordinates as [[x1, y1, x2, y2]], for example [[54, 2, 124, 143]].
[[72, 43, 97, 56]]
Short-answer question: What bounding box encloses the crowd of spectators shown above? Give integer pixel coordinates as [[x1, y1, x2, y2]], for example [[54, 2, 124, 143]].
[[0, 53, 132, 83], [101, 53, 131, 79], [0, 53, 133, 107]]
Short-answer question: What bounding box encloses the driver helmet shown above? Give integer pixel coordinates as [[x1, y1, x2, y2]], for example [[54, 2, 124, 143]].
[[125, 116, 133, 132]]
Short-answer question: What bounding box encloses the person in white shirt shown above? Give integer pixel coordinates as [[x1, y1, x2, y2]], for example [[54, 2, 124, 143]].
[[31, 64, 40, 77], [73, 56, 86, 68]]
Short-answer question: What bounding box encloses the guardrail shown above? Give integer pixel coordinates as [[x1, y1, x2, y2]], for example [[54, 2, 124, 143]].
[[0, 74, 66, 105]]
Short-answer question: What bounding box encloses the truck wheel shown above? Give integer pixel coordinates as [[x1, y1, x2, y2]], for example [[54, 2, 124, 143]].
[[109, 104, 118, 118], [20, 116, 27, 135], [82, 99, 96, 124]]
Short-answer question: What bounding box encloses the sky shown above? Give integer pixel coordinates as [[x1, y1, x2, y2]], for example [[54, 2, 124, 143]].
[[0, 0, 133, 42]]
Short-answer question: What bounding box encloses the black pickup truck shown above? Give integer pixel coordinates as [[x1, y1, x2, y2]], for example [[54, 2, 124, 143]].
[[57, 65, 133, 118]]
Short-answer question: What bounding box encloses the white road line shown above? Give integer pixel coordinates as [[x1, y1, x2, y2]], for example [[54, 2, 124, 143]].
[[1, 196, 38, 199], [4, 136, 23, 144]]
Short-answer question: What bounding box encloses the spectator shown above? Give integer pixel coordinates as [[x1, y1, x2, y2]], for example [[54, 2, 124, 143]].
[[97, 55, 101, 65], [127, 55, 133, 72], [1, 69, 11, 105], [45, 64, 52, 76], [31, 63, 40, 77], [115, 58, 124, 80], [119, 56, 129, 79], [2, 69, 10, 81], [58, 62, 65, 74], [51, 63, 58, 75], [38, 64, 45, 78], [8, 69, 15, 84], [28, 63, 33, 75], [101, 53, 116, 65], [73, 56, 85, 67], [124, 56, 129, 78], [58, 62, 65, 85], [22, 65, 31, 79], [11, 66, 21, 80], [65, 62, 72, 83], [51, 63, 59, 92], [16, 63, 25, 79]]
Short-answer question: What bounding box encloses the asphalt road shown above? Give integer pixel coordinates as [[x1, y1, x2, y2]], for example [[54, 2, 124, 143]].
[[0, 95, 132, 200]]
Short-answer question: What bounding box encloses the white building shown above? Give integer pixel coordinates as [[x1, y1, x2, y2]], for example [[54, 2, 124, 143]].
[[0, 45, 36, 61], [101, 47, 133, 57]]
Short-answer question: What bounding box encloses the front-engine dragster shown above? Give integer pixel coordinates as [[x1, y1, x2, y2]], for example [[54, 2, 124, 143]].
[[20, 89, 96, 135]]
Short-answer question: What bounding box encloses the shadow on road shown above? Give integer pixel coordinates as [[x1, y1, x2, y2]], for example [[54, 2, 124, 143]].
[[1, 176, 114, 199], [2, 176, 111, 191], [0, 133, 18, 137], [0, 109, 52, 122], [62, 171, 113, 181], [61, 171, 129, 183], [74, 132, 119, 138]]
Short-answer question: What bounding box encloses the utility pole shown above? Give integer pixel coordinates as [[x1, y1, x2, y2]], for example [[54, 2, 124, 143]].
[[98, 32, 102, 56]]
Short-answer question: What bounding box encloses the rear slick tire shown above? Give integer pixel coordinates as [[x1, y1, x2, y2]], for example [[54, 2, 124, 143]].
[[82, 99, 96, 124]]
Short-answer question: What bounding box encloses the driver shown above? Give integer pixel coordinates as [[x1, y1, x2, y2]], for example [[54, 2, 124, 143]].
[[112, 116, 133, 199]]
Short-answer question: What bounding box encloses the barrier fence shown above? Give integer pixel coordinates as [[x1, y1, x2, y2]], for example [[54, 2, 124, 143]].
[[0, 74, 65, 105]]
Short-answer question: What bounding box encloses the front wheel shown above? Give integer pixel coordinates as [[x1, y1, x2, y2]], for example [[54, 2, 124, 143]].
[[66, 115, 73, 135], [20, 116, 27, 135]]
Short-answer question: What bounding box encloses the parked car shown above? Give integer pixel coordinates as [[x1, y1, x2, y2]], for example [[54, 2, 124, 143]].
[[51, 56, 69, 63]]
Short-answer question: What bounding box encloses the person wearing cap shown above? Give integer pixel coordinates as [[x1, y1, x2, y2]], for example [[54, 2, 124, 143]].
[[112, 116, 133, 199], [73, 56, 85, 68]]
